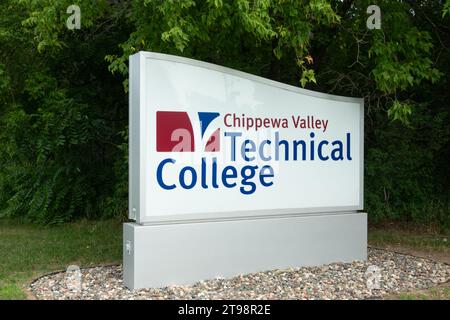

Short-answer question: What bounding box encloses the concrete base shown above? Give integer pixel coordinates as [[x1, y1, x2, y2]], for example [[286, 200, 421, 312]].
[[123, 212, 367, 290]]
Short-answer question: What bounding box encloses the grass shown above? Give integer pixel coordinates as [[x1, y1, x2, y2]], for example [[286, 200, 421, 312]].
[[397, 285, 450, 300], [368, 224, 449, 252], [0, 218, 123, 300], [0, 219, 448, 300]]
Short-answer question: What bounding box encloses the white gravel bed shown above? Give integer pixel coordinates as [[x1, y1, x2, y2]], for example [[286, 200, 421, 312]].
[[30, 248, 449, 300]]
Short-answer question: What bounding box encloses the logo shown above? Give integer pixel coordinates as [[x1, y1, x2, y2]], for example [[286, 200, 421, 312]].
[[156, 111, 220, 152], [155, 110, 353, 195]]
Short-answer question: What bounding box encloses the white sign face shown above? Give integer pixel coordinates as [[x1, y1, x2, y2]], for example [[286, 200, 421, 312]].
[[129, 52, 363, 224]]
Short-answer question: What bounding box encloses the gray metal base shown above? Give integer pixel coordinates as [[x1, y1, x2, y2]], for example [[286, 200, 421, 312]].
[[123, 212, 367, 290]]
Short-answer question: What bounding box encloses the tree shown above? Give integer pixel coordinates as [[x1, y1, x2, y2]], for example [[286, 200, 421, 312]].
[[0, 0, 449, 227]]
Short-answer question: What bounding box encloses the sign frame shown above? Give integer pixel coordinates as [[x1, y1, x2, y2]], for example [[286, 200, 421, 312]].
[[129, 51, 364, 225]]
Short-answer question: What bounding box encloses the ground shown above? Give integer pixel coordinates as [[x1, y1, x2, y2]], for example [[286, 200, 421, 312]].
[[0, 219, 448, 300], [369, 225, 449, 299]]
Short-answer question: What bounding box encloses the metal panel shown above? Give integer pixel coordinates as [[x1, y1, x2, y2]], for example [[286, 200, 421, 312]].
[[123, 212, 367, 289], [128, 54, 140, 220]]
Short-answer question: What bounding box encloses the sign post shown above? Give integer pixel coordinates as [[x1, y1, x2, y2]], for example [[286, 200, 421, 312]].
[[124, 51, 367, 290]]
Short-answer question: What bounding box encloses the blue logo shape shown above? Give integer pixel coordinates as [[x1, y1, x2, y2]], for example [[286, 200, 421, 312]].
[[198, 112, 220, 138]]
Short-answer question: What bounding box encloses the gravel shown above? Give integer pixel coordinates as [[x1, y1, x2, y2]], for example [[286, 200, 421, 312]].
[[30, 247, 449, 300]]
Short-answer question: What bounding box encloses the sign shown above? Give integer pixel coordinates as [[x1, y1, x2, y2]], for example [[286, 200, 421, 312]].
[[129, 52, 363, 224], [124, 51, 366, 289]]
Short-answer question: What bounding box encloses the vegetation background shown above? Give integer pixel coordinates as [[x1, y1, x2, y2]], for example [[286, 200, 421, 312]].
[[0, 0, 449, 229]]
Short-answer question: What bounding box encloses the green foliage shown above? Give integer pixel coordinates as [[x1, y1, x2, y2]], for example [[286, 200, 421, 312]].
[[387, 100, 412, 124], [0, 64, 10, 95], [369, 29, 441, 93], [0, 95, 95, 224], [366, 102, 450, 228], [0, 0, 449, 227], [106, 0, 340, 87], [444, 0, 450, 17], [0, 0, 127, 224]]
